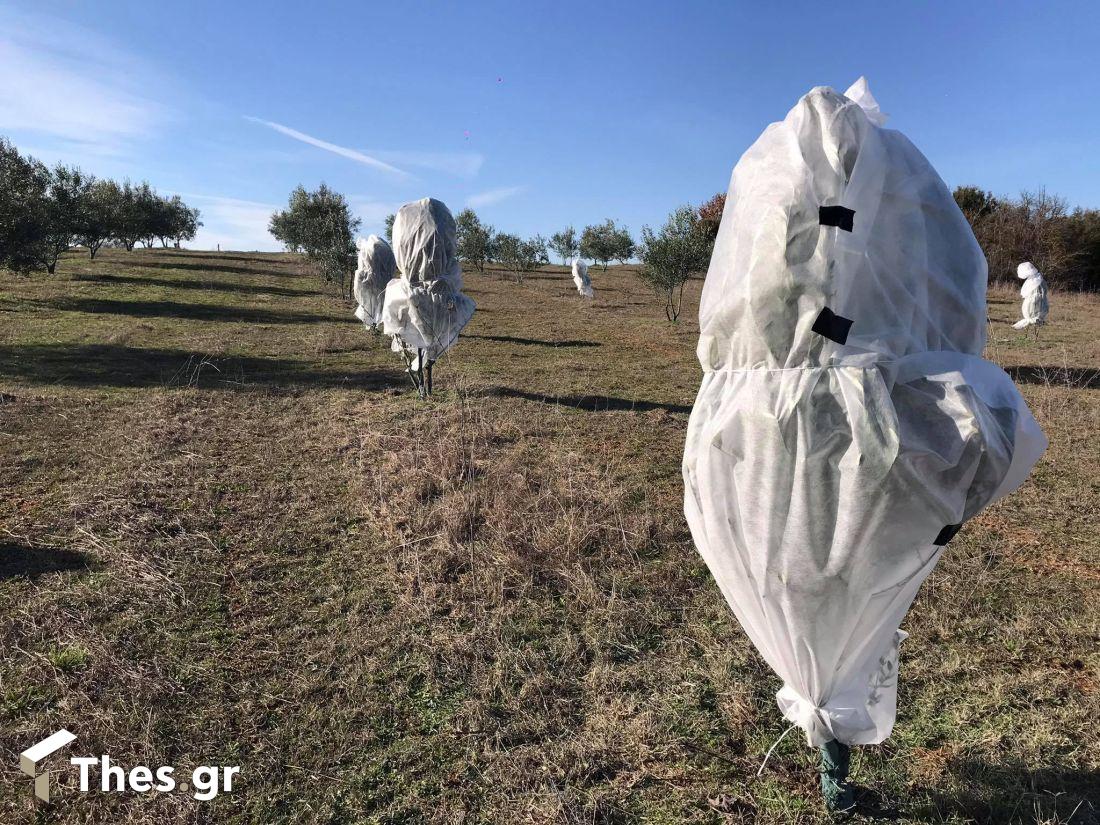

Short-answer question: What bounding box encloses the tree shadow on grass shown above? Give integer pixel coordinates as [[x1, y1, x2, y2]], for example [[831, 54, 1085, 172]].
[[896, 758, 1100, 824], [1005, 365, 1100, 388], [0, 542, 95, 581], [484, 386, 691, 415], [521, 273, 572, 281], [464, 334, 601, 348], [124, 259, 293, 277], [76, 273, 318, 298], [150, 251, 282, 263], [0, 343, 407, 392], [37, 296, 348, 326]]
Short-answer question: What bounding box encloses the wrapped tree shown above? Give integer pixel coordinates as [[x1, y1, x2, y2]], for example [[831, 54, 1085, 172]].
[[352, 235, 397, 332], [571, 258, 593, 298], [682, 78, 1047, 811], [381, 198, 475, 397]]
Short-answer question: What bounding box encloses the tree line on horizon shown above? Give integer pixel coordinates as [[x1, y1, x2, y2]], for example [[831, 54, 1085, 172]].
[[255, 174, 1100, 324], [3, 126, 1096, 300], [267, 183, 725, 322], [267, 178, 1100, 325], [953, 186, 1100, 292], [0, 138, 202, 274]]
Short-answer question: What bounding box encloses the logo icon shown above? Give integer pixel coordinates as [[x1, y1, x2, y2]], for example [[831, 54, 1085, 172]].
[[20, 729, 76, 802]]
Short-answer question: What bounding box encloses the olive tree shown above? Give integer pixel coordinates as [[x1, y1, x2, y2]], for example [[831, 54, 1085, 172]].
[[77, 179, 121, 259], [269, 183, 360, 296], [494, 232, 548, 283], [0, 155, 91, 274], [455, 208, 494, 273], [38, 165, 94, 273], [549, 226, 578, 265], [0, 139, 200, 270], [581, 219, 634, 270], [0, 138, 50, 273], [170, 198, 202, 248], [636, 206, 711, 322], [113, 181, 155, 252]]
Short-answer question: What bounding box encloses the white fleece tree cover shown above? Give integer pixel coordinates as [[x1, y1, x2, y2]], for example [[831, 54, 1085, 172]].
[[572, 258, 593, 298], [353, 235, 397, 328], [682, 79, 1047, 747], [1013, 262, 1049, 329], [381, 198, 475, 365]]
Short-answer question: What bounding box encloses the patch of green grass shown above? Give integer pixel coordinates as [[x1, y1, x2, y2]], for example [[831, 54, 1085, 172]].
[[47, 644, 91, 673]]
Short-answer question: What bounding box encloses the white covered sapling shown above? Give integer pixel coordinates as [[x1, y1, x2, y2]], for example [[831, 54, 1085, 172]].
[[681, 78, 1047, 810], [1012, 261, 1050, 335], [571, 258, 593, 298], [352, 234, 397, 333], [380, 198, 475, 397]]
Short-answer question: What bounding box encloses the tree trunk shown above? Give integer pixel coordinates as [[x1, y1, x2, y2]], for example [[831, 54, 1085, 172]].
[[671, 280, 686, 322]]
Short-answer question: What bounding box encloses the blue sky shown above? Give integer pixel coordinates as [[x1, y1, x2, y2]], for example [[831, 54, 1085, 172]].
[[2, 1, 1098, 251]]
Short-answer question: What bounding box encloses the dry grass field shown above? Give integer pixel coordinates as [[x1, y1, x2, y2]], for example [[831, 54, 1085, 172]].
[[1, 249, 1097, 824]]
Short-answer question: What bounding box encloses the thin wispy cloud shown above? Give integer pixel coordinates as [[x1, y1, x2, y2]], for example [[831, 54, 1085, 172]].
[[466, 186, 526, 209], [0, 7, 168, 153], [372, 150, 485, 179], [245, 117, 409, 178], [177, 192, 282, 252]]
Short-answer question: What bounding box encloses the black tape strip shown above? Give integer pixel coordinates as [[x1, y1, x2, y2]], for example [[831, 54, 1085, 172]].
[[811, 307, 853, 345], [933, 523, 962, 546], [819, 205, 855, 232]]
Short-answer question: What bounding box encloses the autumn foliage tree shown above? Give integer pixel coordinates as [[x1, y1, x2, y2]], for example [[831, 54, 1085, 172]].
[[697, 192, 726, 246]]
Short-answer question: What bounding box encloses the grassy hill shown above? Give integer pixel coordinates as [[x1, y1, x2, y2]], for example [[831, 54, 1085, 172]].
[[1, 249, 1097, 824]]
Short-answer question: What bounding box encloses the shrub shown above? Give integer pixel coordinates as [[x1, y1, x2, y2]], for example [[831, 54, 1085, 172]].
[[580, 219, 634, 270], [955, 186, 1100, 291], [270, 184, 361, 296], [697, 192, 726, 245], [549, 226, 579, 265], [456, 209, 494, 273], [494, 233, 548, 282], [636, 206, 710, 322]]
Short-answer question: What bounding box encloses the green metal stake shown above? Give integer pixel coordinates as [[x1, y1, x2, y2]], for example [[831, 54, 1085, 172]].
[[819, 740, 854, 812]]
